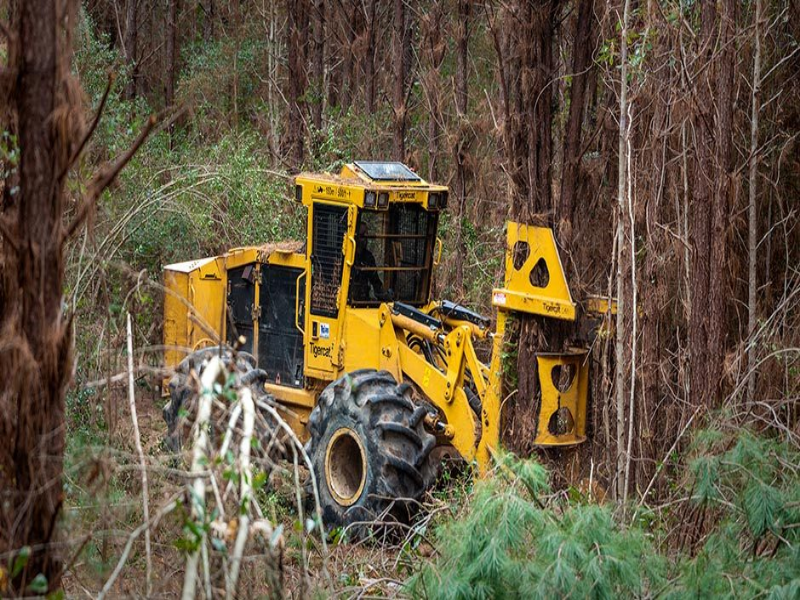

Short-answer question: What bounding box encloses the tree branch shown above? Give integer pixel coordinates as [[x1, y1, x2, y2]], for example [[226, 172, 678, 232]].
[[59, 71, 116, 181], [65, 114, 156, 240]]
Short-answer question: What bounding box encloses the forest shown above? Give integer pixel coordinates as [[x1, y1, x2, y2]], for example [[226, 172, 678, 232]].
[[0, 0, 799, 597]]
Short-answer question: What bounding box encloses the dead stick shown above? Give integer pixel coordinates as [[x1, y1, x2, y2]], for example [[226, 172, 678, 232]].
[[126, 312, 152, 596], [60, 71, 116, 181], [66, 114, 157, 240]]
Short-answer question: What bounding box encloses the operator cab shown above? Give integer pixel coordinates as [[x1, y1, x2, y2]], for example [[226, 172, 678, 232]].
[[295, 161, 446, 312]]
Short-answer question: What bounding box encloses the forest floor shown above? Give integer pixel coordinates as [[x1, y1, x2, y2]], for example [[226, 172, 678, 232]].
[[58, 377, 460, 598]]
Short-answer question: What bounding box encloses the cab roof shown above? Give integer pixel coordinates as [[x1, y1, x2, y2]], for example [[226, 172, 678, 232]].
[[294, 162, 448, 210]]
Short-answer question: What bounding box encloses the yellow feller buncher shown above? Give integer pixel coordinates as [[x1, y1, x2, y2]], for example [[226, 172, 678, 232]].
[[162, 162, 611, 528]]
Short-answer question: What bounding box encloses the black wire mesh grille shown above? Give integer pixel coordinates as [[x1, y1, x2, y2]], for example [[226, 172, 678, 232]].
[[311, 203, 348, 317]]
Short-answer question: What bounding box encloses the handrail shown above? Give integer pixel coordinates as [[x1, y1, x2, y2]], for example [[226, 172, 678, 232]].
[[295, 271, 306, 335]]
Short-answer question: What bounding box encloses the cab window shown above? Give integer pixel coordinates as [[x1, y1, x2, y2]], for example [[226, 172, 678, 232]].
[[349, 203, 437, 307]]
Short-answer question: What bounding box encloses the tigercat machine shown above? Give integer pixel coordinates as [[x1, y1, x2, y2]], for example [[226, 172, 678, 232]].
[[163, 161, 611, 527]]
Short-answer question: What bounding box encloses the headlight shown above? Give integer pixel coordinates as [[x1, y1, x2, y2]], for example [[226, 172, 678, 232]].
[[378, 192, 389, 208], [428, 192, 439, 210], [439, 191, 448, 209], [294, 184, 303, 202], [364, 190, 377, 208]]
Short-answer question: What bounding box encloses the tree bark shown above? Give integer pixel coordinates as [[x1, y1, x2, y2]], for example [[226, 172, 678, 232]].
[[0, 0, 81, 592], [422, 1, 444, 180], [364, 0, 377, 114], [615, 0, 632, 503], [392, 0, 406, 161], [453, 0, 470, 295], [709, 0, 736, 404], [124, 0, 138, 100], [311, 0, 325, 132], [286, 0, 310, 168], [340, 2, 357, 112], [493, 0, 560, 456], [558, 0, 595, 250], [690, 0, 736, 409], [165, 0, 179, 109], [689, 0, 717, 409], [747, 0, 762, 407], [202, 0, 214, 42]]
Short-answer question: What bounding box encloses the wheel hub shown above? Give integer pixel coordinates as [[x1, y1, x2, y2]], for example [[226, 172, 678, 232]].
[[325, 427, 367, 506]]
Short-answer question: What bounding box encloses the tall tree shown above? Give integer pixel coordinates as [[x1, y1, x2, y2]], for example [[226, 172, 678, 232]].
[[689, 0, 736, 408], [422, 0, 445, 180], [491, 0, 560, 454], [165, 0, 179, 109], [392, 0, 407, 161], [747, 0, 762, 407], [124, 0, 138, 100], [0, 0, 82, 591], [311, 0, 325, 132], [286, 0, 310, 167], [558, 0, 595, 251], [452, 0, 471, 295], [364, 0, 378, 114]]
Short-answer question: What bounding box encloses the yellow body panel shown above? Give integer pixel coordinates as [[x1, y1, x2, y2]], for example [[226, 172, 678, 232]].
[[492, 224, 576, 321], [163, 256, 226, 367]]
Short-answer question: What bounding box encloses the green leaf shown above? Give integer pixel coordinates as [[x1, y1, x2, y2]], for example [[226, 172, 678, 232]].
[[743, 481, 781, 538], [11, 546, 30, 578], [253, 471, 268, 491], [28, 573, 48, 594]]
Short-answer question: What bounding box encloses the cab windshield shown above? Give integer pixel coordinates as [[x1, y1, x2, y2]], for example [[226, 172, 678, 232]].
[[349, 203, 437, 307]]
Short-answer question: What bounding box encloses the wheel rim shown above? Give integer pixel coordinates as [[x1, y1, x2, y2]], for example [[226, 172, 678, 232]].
[[325, 427, 367, 507]]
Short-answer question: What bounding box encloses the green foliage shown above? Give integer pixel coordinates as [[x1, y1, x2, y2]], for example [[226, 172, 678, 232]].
[[409, 428, 800, 600], [667, 428, 800, 598], [409, 452, 664, 600]]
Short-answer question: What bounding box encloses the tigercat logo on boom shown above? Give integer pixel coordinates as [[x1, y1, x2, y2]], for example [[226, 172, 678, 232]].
[[311, 343, 332, 359]]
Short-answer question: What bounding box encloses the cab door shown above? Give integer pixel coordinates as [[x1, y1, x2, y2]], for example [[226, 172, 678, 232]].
[[304, 201, 355, 378]]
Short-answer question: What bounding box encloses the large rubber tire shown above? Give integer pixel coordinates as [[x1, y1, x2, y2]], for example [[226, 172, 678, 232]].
[[305, 369, 437, 532], [163, 346, 271, 452]]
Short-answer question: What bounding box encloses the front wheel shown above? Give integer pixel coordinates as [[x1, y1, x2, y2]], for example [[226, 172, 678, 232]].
[[305, 369, 437, 532]]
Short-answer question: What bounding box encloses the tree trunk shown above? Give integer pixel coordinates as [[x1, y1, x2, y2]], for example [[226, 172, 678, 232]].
[[689, 1, 717, 409], [423, 2, 444, 180], [124, 0, 138, 100], [747, 0, 762, 407], [690, 0, 736, 409], [709, 0, 736, 405], [615, 0, 633, 503], [165, 0, 179, 109], [392, 0, 406, 161], [494, 0, 560, 456], [286, 0, 310, 168], [203, 0, 214, 42], [232, 0, 240, 129], [558, 0, 595, 250], [364, 0, 377, 114], [453, 0, 470, 295], [311, 0, 325, 132], [340, 2, 356, 112], [0, 0, 80, 592]]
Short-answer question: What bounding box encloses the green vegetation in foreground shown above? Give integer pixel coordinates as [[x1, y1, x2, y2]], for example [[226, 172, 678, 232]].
[[409, 425, 800, 600]]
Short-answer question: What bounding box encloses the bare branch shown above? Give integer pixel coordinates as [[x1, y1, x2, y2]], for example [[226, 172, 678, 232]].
[[59, 70, 116, 181], [65, 114, 156, 240]]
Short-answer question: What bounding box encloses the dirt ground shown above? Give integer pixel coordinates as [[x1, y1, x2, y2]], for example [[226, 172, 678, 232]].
[[60, 378, 453, 599]]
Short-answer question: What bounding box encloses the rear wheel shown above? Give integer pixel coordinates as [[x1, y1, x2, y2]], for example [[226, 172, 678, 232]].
[[306, 369, 437, 532], [163, 347, 270, 451]]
